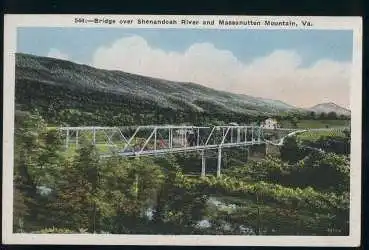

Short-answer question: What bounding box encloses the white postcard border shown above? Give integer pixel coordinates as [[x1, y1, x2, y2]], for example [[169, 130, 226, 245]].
[[2, 14, 363, 246]]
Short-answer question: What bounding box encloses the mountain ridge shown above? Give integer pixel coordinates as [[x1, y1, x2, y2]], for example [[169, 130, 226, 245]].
[[15, 53, 349, 125], [309, 102, 350, 116], [15, 53, 301, 115]]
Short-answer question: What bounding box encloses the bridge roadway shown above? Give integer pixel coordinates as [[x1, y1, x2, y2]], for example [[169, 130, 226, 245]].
[[58, 124, 348, 177], [111, 140, 265, 157]]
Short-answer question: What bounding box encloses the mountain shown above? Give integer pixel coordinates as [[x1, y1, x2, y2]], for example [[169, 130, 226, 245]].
[[309, 102, 351, 116], [14, 53, 302, 125]]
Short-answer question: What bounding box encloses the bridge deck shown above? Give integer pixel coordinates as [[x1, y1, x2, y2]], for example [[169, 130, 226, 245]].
[[103, 140, 265, 157], [58, 125, 348, 157], [57, 124, 349, 177]]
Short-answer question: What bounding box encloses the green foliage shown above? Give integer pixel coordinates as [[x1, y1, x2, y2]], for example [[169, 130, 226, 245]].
[[279, 119, 350, 129], [13, 110, 65, 232], [151, 156, 208, 234], [300, 133, 350, 155], [280, 136, 306, 163], [327, 111, 337, 120], [48, 142, 167, 233], [297, 130, 346, 142], [12, 106, 350, 235], [190, 176, 348, 212], [191, 176, 349, 235], [225, 151, 349, 194], [206, 198, 347, 235], [294, 152, 350, 193]]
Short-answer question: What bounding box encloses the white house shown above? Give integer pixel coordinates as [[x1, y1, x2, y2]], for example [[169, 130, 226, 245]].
[[260, 118, 280, 129], [176, 129, 194, 135], [228, 122, 238, 126]]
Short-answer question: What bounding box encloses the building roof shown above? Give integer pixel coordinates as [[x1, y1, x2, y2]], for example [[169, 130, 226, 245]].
[[265, 118, 278, 122]]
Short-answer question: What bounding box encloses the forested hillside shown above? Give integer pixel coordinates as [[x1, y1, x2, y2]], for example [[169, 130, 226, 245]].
[[15, 53, 304, 126]]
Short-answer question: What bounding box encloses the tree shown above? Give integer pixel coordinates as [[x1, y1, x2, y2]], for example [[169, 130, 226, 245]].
[[294, 152, 349, 193], [13, 109, 67, 232], [151, 156, 208, 234], [319, 112, 327, 120], [49, 137, 167, 234], [49, 138, 100, 232], [327, 111, 337, 120], [280, 136, 303, 164], [290, 116, 299, 128], [85, 155, 166, 234]]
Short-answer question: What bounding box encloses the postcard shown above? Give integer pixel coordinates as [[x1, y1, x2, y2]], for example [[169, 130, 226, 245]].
[[2, 15, 362, 246]]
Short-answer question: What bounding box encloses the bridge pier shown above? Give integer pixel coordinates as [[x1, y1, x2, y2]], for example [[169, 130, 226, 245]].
[[265, 143, 268, 155], [76, 130, 79, 148], [169, 128, 173, 148], [201, 151, 206, 177], [217, 147, 222, 177], [93, 127, 96, 145], [65, 128, 69, 149]]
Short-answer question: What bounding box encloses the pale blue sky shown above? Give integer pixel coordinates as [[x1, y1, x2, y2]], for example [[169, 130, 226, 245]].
[[16, 28, 353, 108], [17, 28, 353, 67]]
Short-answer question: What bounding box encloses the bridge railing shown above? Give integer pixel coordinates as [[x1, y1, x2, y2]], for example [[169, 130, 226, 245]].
[[58, 125, 266, 156], [57, 125, 349, 156]]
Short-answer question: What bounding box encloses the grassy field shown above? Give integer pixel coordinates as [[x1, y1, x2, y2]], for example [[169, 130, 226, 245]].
[[280, 119, 350, 129], [296, 129, 346, 142]]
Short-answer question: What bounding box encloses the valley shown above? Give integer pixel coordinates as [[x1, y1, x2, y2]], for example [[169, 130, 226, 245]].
[[13, 53, 351, 236]]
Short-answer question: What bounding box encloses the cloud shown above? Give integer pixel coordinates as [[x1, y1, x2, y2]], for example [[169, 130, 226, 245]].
[[47, 48, 69, 60], [92, 35, 351, 109]]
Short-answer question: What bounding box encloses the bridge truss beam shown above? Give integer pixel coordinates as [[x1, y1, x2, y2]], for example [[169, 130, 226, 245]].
[[57, 125, 349, 177]]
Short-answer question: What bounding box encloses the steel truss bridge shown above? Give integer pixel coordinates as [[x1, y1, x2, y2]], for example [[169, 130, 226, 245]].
[[58, 125, 348, 177]]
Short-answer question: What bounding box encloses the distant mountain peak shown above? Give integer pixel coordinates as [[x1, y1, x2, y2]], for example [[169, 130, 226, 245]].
[[309, 102, 350, 116]]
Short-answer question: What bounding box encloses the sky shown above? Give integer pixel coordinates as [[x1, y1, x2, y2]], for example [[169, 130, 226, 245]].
[[17, 27, 353, 109]]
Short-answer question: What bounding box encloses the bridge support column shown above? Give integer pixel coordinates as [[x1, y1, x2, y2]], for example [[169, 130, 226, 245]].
[[230, 128, 233, 143], [154, 128, 157, 151], [76, 130, 79, 148], [217, 147, 222, 177], [246, 146, 249, 162], [201, 151, 206, 177], [169, 128, 173, 148], [251, 127, 254, 142], [93, 127, 96, 145], [65, 128, 69, 149]]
